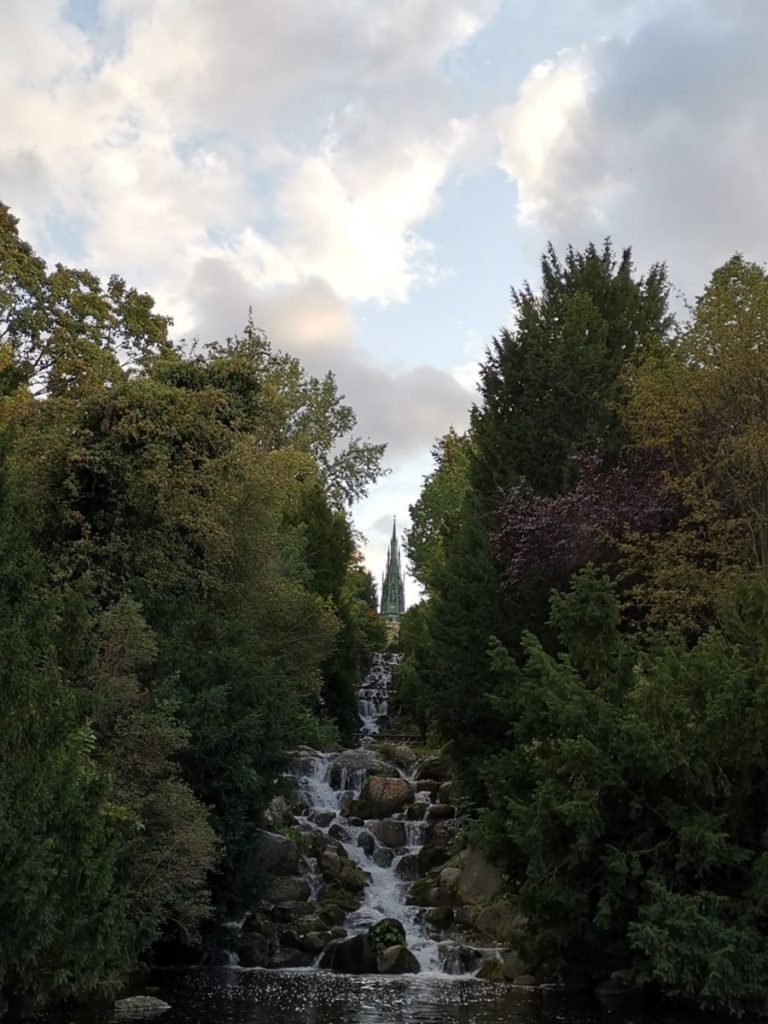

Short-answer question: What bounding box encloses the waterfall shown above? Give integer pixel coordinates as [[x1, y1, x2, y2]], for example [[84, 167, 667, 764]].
[[295, 653, 442, 973]]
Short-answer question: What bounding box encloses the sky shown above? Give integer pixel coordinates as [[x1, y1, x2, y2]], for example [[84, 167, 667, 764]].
[[3, 0, 767, 603]]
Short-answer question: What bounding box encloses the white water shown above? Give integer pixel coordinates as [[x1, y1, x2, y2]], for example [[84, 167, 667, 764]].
[[296, 654, 442, 973]]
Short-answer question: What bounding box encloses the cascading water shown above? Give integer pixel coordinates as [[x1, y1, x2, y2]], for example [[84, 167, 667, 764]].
[[295, 653, 443, 973]]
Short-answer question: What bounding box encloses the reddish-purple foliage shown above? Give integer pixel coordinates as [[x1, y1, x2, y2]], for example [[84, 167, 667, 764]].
[[491, 449, 682, 593]]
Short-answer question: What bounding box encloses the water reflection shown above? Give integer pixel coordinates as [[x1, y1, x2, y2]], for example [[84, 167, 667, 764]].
[[56, 969, 722, 1024]]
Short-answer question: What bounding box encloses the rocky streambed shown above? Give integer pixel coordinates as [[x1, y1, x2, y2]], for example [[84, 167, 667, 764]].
[[223, 653, 531, 984]]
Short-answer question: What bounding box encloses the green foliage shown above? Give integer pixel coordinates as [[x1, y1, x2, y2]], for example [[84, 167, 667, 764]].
[[0, 205, 385, 1009], [480, 569, 768, 1012]]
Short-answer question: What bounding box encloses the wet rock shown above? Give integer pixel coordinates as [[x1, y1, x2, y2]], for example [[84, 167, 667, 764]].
[[330, 750, 392, 789], [263, 795, 292, 830], [318, 882, 361, 912], [350, 776, 414, 818], [267, 876, 311, 903], [438, 941, 483, 975], [437, 781, 455, 803], [475, 901, 526, 943], [476, 957, 504, 982], [348, 816, 365, 827], [318, 902, 346, 926], [320, 849, 342, 878], [372, 847, 394, 868], [370, 818, 406, 848], [248, 829, 299, 876], [301, 930, 331, 953], [357, 830, 375, 856], [114, 997, 171, 1019], [409, 876, 439, 906], [309, 810, 336, 828], [512, 974, 537, 987], [439, 866, 461, 892], [595, 970, 633, 1000], [233, 931, 271, 967], [270, 900, 311, 923], [414, 779, 441, 799], [426, 906, 454, 929], [405, 802, 428, 820], [329, 823, 350, 842], [456, 848, 503, 905], [414, 754, 449, 782], [377, 945, 421, 974], [454, 906, 479, 929], [500, 950, 530, 981], [319, 933, 377, 973], [375, 742, 418, 768], [269, 948, 314, 968], [330, 926, 347, 939], [337, 861, 367, 891], [394, 853, 420, 881], [427, 803, 455, 821], [419, 819, 460, 872]]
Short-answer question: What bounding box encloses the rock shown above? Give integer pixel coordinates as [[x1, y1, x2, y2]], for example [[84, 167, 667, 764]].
[[351, 777, 414, 818], [419, 819, 460, 872], [357, 830, 375, 856], [320, 933, 377, 973], [301, 930, 331, 953], [454, 906, 478, 928], [329, 823, 350, 842], [437, 781, 455, 803], [476, 958, 504, 982], [595, 970, 633, 1000], [337, 861, 367, 891], [414, 754, 449, 782], [318, 902, 346, 926], [369, 917, 406, 954], [267, 876, 311, 903], [370, 819, 406, 848], [426, 906, 454, 929], [394, 853, 420, 881], [319, 883, 361, 912], [475, 901, 526, 943], [512, 974, 537, 987], [248, 829, 299, 876], [269, 948, 314, 968], [320, 849, 342, 878], [439, 866, 461, 892], [330, 926, 348, 939], [427, 803, 455, 821], [234, 931, 271, 967], [377, 743, 418, 768], [330, 750, 393, 789], [406, 802, 428, 820], [438, 941, 482, 975], [114, 997, 171, 1020], [372, 847, 394, 868], [377, 945, 421, 974], [263, 795, 292, 830], [414, 779, 441, 799], [348, 816, 365, 827], [456, 848, 503, 905], [409, 877, 438, 906], [270, 900, 311, 923], [310, 810, 336, 828], [500, 950, 530, 981]]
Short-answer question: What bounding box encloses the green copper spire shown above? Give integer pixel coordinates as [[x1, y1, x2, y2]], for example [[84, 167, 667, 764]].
[[380, 518, 406, 621]]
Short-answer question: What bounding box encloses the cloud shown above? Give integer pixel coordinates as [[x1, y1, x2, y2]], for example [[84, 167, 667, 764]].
[[497, 1, 768, 297]]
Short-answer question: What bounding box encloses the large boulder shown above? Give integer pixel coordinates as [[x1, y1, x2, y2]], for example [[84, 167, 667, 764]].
[[350, 776, 414, 818], [414, 754, 449, 783], [320, 933, 377, 973], [377, 945, 421, 974], [438, 941, 483, 975], [330, 750, 393, 789], [370, 818, 406, 848], [369, 917, 406, 954], [456, 848, 503, 905], [114, 997, 170, 1020], [263, 795, 292, 830], [475, 901, 526, 943], [267, 876, 311, 903], [418, 819, 460, 872], [248, 829, 299, 876]]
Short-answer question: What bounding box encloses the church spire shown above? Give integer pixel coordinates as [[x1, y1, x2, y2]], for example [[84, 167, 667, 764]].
[[380, 517, 406, 622]]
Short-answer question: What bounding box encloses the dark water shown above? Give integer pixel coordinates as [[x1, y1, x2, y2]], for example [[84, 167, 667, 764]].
[[51, 969, 726, 1024]]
